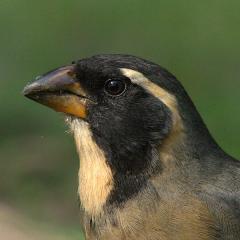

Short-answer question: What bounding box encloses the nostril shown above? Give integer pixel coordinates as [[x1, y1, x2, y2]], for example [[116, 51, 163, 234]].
[[67, 70, 76, 78]]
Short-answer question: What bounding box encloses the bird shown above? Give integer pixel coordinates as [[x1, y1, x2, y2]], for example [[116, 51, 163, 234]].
[[23, 54, 240, 240]]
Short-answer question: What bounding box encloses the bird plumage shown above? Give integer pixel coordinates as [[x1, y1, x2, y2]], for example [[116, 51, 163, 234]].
[[23, 54, 240, 239]]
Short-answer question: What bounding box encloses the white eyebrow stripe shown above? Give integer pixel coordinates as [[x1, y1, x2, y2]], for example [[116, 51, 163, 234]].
[[121, 68, 149, 84], [120, 68, 177, 113]]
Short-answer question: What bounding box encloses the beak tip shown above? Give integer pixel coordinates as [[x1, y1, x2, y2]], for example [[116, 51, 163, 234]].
[[22, 85, 32, 97], [22, 86, 30, 96], [22, 81, 41, 97]]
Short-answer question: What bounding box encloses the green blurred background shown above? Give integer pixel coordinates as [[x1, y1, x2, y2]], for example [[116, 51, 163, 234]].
[[0, 0, 240, 239]]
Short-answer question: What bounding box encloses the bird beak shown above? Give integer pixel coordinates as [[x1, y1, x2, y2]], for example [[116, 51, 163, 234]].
[[22, 65, 87, 119]]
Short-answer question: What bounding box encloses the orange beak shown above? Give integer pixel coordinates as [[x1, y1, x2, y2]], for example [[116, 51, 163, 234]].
[[23, 65, 87, 119]]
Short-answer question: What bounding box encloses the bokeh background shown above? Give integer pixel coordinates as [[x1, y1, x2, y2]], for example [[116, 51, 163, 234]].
[[0, 1, 240, 239]]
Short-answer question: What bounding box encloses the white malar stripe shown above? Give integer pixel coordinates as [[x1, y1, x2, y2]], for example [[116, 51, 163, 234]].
[[71, 119, 113, 217]]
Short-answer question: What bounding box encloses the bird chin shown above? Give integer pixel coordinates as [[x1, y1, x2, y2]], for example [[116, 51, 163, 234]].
[[65, 115, 89, 132]]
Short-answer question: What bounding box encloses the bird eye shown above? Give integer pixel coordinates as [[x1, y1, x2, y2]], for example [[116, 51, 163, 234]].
[[104, 79, 126, 96]]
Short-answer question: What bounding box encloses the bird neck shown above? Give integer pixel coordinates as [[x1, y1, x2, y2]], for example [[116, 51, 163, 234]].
[[68, 111, 224, 219]]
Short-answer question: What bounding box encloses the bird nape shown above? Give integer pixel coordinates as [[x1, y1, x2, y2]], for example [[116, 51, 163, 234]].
[[23, 54, 240, 240]]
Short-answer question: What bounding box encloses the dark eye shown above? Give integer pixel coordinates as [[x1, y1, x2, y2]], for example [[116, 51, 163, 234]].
[[104, 79, 126, 96]]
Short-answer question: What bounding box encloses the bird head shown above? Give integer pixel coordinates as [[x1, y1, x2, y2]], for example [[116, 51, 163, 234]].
[[23, 54, 216, 212]]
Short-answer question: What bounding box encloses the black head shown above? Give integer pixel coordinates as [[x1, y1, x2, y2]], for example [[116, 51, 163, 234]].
[[23, 54, 217, 204], [74, 55, 175, 175]]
